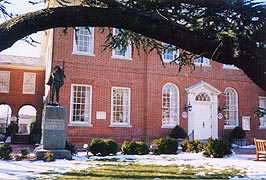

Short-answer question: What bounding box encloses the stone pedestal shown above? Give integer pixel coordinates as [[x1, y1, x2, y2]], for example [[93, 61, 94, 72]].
[[36, 106, 72, 160]]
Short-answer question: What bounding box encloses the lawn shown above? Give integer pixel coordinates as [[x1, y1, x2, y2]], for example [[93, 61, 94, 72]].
[[41, 159, 245, 179]]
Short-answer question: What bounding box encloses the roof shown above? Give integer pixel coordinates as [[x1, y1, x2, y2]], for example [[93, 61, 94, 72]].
[[0, 54, 45, 68]]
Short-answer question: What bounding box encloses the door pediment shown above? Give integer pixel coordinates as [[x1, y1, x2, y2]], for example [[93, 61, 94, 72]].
[[185, 81, 221, 95]]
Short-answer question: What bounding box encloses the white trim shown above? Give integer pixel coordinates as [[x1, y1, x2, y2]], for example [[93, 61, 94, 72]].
[[162, 42, 179, 62], [0, 71, 10, 93], [69, 84, 92, 126], [109, 124, 132, 128], [111, 28, 132, 60], [110, 86, 131, 127], [111, 54, 133, 60], [161, 83, 180, 127], [73, 27, 94, 55], [224, 87, 239, 128], [161, 125, 177, 128], [186, 81, 220, 139], [22, 72, 36, 94], [194, 56, 211, 67], [222, 64, 239, 70]]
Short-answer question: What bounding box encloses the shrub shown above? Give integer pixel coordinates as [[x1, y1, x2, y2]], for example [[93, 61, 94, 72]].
[[151, 137, 178, 154], [43, 151, 55, 162], [90, 138, 118, 156], [135, 141, 150, 155], [203, 138, 232, 158], [90, 138, 108, 156], [65, 140, 76, 155], [0, 143, 12, 160], [105, 139, 118, 155], [121, 141, 149, 155], [169, 125, 188, 139], [121, 141, 137, 155], [181, 140, 203, 153], [231, 126, 246, 139], [20, 148, 29, 158]]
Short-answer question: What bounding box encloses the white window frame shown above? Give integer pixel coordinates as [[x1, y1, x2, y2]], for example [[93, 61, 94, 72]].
[[0, 71, 10, 93], [111, 28, 132, 60], [69, 84, 92, 126], [110, 87, 131, 127], [224, 87, 239, 129], [259, 96, 266, 129], [194, 56, 210, 67], [162, 42, 179, 62], [222, 64, 239, 70], [73, 27, 95, 56], [23, 72, 36, 94], [161, 83, 180, 128]]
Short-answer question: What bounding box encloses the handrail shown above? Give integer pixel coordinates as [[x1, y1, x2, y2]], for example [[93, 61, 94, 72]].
[[187, 129, 194, 140]]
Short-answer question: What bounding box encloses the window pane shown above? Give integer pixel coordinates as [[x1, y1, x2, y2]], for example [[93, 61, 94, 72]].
[[224, 88, 238, 126], [112, 29, 131, 58], [194, 56, 210, 66], [0, 71, 10, 93], [162, 83, 179, 126], [111, 87, 130, 125], [23, 73, 36, 94], [162, 43, 178, 62], [75, 27, 93, 54], [71, 85, 91, 123]]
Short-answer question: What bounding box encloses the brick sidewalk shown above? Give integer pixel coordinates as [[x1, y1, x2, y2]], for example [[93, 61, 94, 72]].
[[233, 147, 256, 155]]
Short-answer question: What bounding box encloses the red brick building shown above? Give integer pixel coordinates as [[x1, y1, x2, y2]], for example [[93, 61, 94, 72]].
[[41, 25, 266, 147], [0, 54, 45, 143]]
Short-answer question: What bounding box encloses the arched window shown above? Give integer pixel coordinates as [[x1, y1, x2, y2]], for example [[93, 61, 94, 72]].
[[195, 92, 210, 101], [224, 88, 238, 127], [162, 83, 179, 127]]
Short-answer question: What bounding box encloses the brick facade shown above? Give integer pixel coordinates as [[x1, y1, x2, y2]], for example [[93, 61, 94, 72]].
[[0, 55, 45, 135], [48, 27, 266, 147]]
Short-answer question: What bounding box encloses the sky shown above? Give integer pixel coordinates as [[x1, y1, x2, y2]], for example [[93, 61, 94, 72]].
[[0, 147, 265, 179], [0, 0, 44, 57]]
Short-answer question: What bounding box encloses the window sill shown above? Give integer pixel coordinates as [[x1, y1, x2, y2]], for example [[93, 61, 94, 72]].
[[109, 124, 132, 128], [68, 123, 92, 127], [224, 125, 237, 129], [161, 125, 177, 129], [111, 56, 132, 60], [162, 60, 179, 64], [195, 63, 211, 67], [72, 51, 95, 57], [222, 65, 239, 70]]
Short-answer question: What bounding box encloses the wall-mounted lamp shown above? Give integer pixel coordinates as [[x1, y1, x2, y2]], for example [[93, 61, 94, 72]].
[[184, 102, 192, 111]]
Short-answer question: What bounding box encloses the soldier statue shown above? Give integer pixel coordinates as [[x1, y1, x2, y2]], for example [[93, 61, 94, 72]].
[[47, 61, 65, 106]]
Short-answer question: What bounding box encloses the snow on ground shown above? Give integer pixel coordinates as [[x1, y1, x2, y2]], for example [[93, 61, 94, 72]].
[[0, 150, 265, 179]]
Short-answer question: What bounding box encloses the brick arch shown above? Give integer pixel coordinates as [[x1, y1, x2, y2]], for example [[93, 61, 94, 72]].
[[18, 104, 37, 114]]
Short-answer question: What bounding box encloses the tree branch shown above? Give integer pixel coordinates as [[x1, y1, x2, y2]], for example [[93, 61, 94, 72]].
[[0, 5, 265, 90]]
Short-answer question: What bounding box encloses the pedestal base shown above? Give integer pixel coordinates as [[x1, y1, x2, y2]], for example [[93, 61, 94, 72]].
[[36, 149, 72, 160]]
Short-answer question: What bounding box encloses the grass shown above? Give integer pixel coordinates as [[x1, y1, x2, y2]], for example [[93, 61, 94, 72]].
[[40, 160, 246, 179]]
